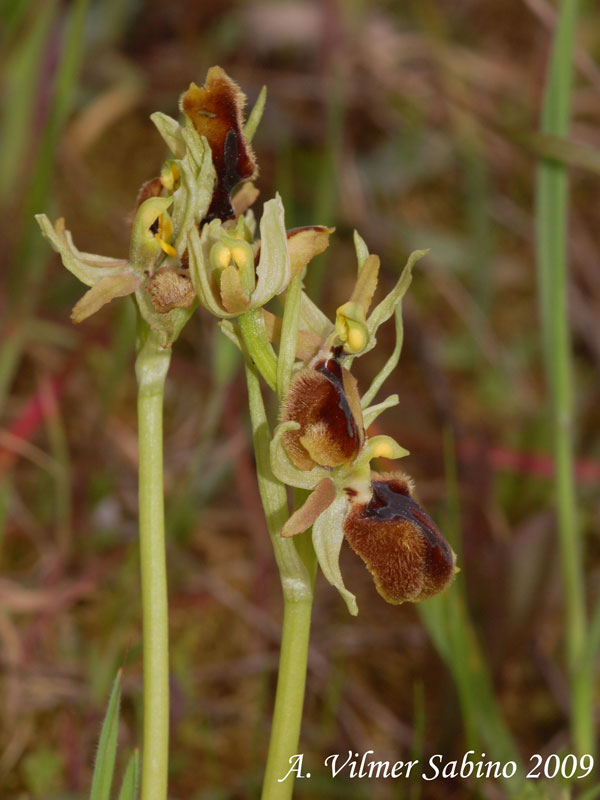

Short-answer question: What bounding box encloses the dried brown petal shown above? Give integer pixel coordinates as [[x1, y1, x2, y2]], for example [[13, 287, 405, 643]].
[[343, 472, 457, 604], [145, 268, 196, 313], [181, 67, 257, 223], [281, 357, 364, 470]]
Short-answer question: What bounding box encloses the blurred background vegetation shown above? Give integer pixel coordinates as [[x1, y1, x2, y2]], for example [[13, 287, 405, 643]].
[[0, 0, 599, 798]]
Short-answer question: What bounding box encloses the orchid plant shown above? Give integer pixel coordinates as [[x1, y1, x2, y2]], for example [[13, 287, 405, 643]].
[[36, 66, 457, 800]]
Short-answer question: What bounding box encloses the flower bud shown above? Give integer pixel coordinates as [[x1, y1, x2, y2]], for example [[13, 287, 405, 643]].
[[343, 473, 457, 604], [281, 356, 364, 470]]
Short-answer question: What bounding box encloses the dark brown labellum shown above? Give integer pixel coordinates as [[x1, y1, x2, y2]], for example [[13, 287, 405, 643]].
[[343, 473, 456, 604]]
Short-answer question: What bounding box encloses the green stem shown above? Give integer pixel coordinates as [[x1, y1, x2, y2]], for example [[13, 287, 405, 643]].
[[135, 324, 172, 800], [243, 360, 314, 798], [535, 0, 591, 756], [261, 600, 313, 800]]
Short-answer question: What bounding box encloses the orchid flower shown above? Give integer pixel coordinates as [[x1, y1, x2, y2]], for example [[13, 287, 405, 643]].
[[271, 352, 457, 615]]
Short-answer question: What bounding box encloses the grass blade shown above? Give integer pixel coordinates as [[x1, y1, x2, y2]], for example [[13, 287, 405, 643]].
[[117, 749, 139, 800], [534, 0, 592, 757], [90, 669, 122, 800]]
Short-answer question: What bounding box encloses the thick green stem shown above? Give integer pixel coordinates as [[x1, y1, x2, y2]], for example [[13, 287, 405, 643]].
[[135, 326, 172, 800], [243, 361, 314, 798], [261, 599, 313, 800]]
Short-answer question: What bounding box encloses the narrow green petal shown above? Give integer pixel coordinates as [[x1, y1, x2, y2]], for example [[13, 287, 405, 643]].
[[366, 249, 427, 338], [312, 493, 358, 616], [244, 85, 267, 142], [362, 394, 399, 428]]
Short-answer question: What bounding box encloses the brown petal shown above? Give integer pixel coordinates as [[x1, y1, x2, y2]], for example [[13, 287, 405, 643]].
[[343, 472, 457, 604], [71, 272, 140, 322], [281, 357, 364, 470], [281, 478, 337, 538], [219, 264, 251, 314], [349, 253, 380, 315], [287, 226, 334, 278], [181, 67, 257, 223]]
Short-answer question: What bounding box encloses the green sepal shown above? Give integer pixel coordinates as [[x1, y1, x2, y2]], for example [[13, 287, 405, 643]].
[[35, 214, 128, 287]]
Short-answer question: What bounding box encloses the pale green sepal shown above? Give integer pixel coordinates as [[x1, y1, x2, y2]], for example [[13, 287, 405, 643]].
[[299, 291, 333, 340], [253, 194, 291, 306], [277, 274, 303, 400], [90, 670, 122, 800], [362, 394, 399, 428], [129, 196, 173, 268], [186, 223, 235, 318], [117, 749, 139, 800], [366, 249, 427, 339], [35, 214, 127, 286], [312, 493, 358, 616], [244, 85, 267, 142], [150, 111, 186, 158], [353, 230, 370, 272], [271, 422, 328, 490]]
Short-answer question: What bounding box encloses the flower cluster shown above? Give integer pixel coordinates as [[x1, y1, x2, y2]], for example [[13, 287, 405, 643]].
[[272, 346, 457, 615], [37, 65, 457, 616]]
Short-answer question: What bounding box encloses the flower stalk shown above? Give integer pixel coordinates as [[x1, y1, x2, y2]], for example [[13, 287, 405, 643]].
[[135, 322, 172, 800]]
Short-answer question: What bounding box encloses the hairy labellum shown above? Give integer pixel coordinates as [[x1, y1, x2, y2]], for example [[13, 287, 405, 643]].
[[343, 473, 456, 604], [181, 67, 257, 224], [145, 268, 196, 313], [282, 357, 364, 470]]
